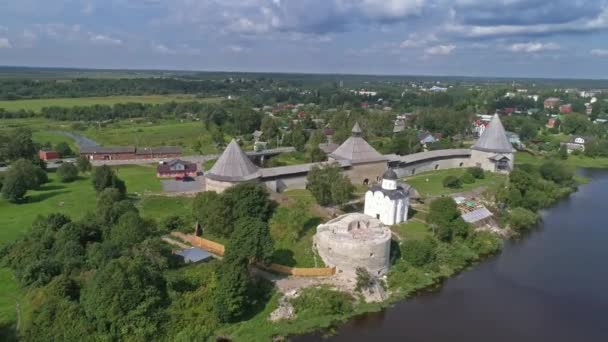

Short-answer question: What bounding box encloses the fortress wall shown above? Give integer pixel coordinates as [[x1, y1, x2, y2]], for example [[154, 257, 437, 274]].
[[344, 162, 388, 185], [393, 156, 472, 178]]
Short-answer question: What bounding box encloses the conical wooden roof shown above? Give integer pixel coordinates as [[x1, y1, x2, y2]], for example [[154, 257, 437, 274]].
[[329, 123, 387, 164], [206, 139, 260, 181], [472, 114, 515, 153]]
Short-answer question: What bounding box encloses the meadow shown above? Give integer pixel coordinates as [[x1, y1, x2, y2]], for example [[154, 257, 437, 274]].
[[0, 95, 222, 112], [404, 168, 505, 197]]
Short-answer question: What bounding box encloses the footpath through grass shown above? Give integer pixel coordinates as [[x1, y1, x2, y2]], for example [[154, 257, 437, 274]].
[[0, 95, 221, 112]]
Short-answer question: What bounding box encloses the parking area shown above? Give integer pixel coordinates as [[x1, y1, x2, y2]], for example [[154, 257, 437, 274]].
[[161, 176, 205, 193]]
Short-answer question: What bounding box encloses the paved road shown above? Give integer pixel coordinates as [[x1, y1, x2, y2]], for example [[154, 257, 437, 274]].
[[50, 131, 100, 148]]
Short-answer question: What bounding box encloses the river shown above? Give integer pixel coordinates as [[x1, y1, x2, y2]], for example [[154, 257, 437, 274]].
[[296, 168, 608, 342]]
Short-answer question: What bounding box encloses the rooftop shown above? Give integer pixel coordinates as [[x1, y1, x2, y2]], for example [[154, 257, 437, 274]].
[[385, 149, 472, 164], [471, 114, 515, 154], [206, 139, 261, 182], [329, 122, 387, 164]]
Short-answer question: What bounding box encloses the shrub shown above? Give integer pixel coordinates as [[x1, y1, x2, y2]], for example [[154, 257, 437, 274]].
[[160, 215, 187, 233], [292, 287, 353, 317], [467, 167, 485, 179], [442, 175, 462, 189], [57, 163, 79, 183], [355, 267, 374, 293], [508, 207, 539, 233], [402, 237, 436, 267], [460, 172, 475, 184]]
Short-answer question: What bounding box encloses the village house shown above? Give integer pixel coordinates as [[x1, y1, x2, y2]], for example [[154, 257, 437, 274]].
[[38, 150, 60, 161], [80, 146, 182, 161], [156, 159, 198, 178], [544, 97, 561, 109], [562, 136, 592, 153], [559, 104, 573, 113]]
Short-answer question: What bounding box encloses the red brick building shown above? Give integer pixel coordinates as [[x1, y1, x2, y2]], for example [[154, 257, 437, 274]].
[[80, 146, 181, 161], [157, 159, 197, 178], [559, 104, 573, 113], [544, 97, 561, 109], [38, 150, 60, 161]]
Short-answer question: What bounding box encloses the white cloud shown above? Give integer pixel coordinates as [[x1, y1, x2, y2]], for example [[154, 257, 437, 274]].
[[0, 25, 7, 32], [90, 34, 122, 45], [591, 49, 608, 57], [153, 43, 174, 54], [508, 42, 560, 53], [359, 0, 426, 19], [400, 32, 438, 48], [226, 45, 246, 53], [82, 2, 95, 15], [0, 38, 11, 49], [425, 44, 455, 55]]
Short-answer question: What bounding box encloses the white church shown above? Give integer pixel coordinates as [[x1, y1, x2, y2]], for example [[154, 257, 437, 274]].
[[364, 169, 409, 226]]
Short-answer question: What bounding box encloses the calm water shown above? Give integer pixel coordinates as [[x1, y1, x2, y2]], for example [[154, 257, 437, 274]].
[[297, 169, 608, 342]]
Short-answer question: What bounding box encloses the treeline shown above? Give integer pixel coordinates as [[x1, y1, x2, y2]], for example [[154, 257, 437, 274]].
[[0, 78, 262, 100], [0, 180, 279, 340]]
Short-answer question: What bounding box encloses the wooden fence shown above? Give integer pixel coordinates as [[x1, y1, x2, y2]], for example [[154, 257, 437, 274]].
[[170, 232, 335, 277]]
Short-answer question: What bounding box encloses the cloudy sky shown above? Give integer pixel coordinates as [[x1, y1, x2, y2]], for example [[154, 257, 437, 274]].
[[1, 0, 608, 78]]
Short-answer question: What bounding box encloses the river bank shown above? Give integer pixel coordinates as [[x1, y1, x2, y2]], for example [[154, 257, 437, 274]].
[[294, 168, 608, 341]]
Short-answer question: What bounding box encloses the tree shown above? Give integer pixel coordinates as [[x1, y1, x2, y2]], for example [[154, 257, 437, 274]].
[[442, 175, 462, 189], [76, 156, 92, 173], [508, 207, 539, 233], [223, 183, 275, 227], [1, 171, 28, 202], [212, 259, 250, 323], [539, 161, 573, 185], [55, 142, 73, 157], [427, 197, 463, 242], [224, 217, 274, 265], [81, 257, 168, 340], [109, 212, 153, 250], [306, 163, 354, 206], [96, 188, 138, 225], [461, 172, 475, 184], [389, 129, 421, 155], [92, 165, 126, 196], [402, 237, 436, 267], [260, 116, 280, 142], [6, 128, 36, 161], [56, 163, 79, 183], [9, 158, 47, 190], [467, 167, 485, 179], [192, 191, 231, 237]]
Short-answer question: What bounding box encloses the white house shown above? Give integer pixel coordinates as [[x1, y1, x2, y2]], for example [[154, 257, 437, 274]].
[[364, 169, 409, 226]]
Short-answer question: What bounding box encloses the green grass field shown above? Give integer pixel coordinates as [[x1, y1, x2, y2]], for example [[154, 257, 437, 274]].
[[0, 95, 221, 112], [83, 120, 219, 155], [404, 168, 505, 197], [392, 221, 430, 241]]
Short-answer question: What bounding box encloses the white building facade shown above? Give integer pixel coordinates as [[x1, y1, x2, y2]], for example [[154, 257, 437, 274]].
[[364, 169, 409, 226]]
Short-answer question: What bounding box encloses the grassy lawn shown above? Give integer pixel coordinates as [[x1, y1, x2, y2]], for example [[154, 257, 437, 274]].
[[138, 196, 195, 226], [392, 221, 431, 241], [264, 151, 308, 167], [516, 151, 608, 168], [83, 120, 218, 155], [32, 131, 78, 153], [0, 95, 221, 113], [404, 168, 505, 197]]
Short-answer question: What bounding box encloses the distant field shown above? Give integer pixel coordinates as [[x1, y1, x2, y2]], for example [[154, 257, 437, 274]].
[[84, 120, 220, 154], [516, 151, 608, 168], [0, 95, 222, 112]]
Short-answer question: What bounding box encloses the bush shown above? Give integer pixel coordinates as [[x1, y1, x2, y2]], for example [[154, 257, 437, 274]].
[[467, 167, 485, 179], [460, 172, 475, 184], [160, 215, 187, 233], [292, 287, 353, 317], [56, 163, 79, 183], [355, 267, 374, 292], [76, 156, 92, 173], [442, 175, 462, 189], [402, 237, 436, 267], [508, 207, 539, 233]]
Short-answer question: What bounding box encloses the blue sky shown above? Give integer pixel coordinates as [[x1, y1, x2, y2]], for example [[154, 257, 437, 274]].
[[1, 0, 608, 78]]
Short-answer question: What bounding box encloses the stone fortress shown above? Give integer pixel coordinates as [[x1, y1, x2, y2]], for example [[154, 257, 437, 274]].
[[313, 213, 392, 276], [202, 113, 514, 277], [202, 112, 513, 194]]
